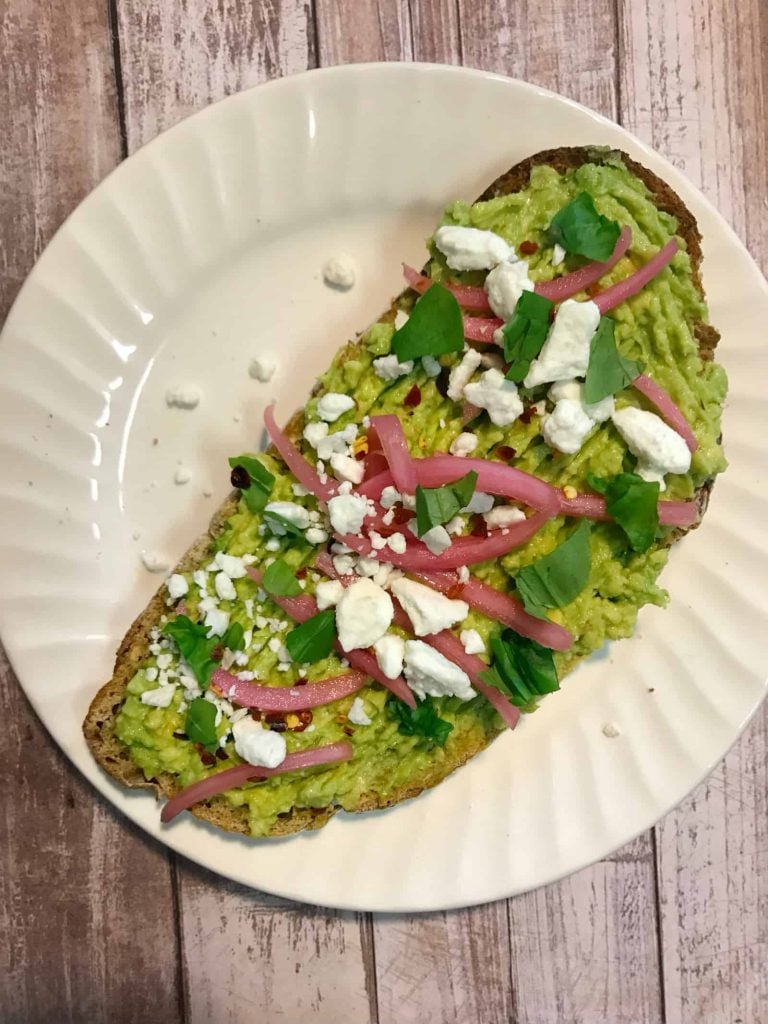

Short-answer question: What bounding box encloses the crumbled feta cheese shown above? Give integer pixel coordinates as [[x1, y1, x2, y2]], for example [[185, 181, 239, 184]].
[[264, 501, 311, 534], [369, 532, 387, 551], [205, 607, 229, 638], [165, 384, 201, 409], [403, 640, 476, 701], [422, 355, 441, 377], [484, 260, 534, 320], [391, 577, 468, 636], [214, 571, 237, 601], [463, 369, 524, 427], [434, 225, 512, 271], [347, 696, 372, 726], [140, 683, 177, 708], [317, 392, 355, 423], [373, 563, 399, 589], [145, 667, 159, 682], [249, 355, 277, 382], [167, 574, 188, 600], [394, 309, 409, 329], [380, 486, 402, 509], [174, 465, 192, 485], [329, 452, 364, 484], [524, 299, 601, 388], [541, 399, 596, 455], [449, 431, 478, 457], [460, 629, 485, 655], [611, 407, 691, 490], [265, 538, 281, 552], [458, 566, 470, 584], [484, 505, 526, 529], [552, 243, 566, 266], [373, 355, 414, 380], [444, 515, 465, 535], [305, 422, 358, 462], [335, 578, 394, 651], [305, 527, 329, 545], [316, 579, 344, 610], [141, 551, 170, 574], [328, 493, 368, 536], [548, 380, 614, 423], [232, 717, 286, 768], [156, 652, 173, 671], [462, 490, 494, 514], [447, 348, 483, 402], [303, 420, 329, 449], [322, 254, 357, 289], [387, 533, 407, 554], [420, 524, 452, 555], [332, 554, 356, 576], [214, 551, 247, 579], [354, 556, 379, 578], [401, 493, 416, 510], [292, 483, 309, 498], [374, 634, 405, 679]]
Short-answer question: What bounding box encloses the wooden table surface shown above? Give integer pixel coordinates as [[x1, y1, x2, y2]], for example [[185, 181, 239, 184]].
[[2, 2, 766, 1022]]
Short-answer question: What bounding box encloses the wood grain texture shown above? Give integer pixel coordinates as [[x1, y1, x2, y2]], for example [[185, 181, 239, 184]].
[[0, 4, 181, 1023], [620, 1, 768, 1019], [116, 0, 315, 148]]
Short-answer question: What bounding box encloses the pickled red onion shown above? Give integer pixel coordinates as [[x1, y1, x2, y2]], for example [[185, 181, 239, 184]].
[[536, 226, 633, 302], [463, 315, 504, 343], [592, 239, 678, 315], [211, 667, 367, 710], [414, 455, 562, 515], [264, 404, 336, 502], [369, 414, 417, 494], [559, 492, 698, 528], [425, 630, 520, 730], [632, 374, 698, 452], [160, 742, 354, 823], [403, 265, 491, 313]]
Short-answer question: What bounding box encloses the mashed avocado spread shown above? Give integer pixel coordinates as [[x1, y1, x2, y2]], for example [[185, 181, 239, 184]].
[[115, 157, 727, 836]]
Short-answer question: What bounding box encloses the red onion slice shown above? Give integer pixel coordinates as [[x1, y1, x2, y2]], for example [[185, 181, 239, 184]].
[[403, 264, 492, 313], [593, 239, 678, 315], [463, 315, 504, 343], [212, 668, 368, 711], [264, 403, 337, 502], [559, 491, 698, 528], [369, 414, 418, 495], [536, 226, 633, 302]]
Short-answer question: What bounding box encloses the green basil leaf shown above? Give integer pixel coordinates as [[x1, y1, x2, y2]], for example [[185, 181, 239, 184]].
[[548, 192, 621, 261], [185, 697, 219, 754], [389, 695, 453, 747], [392, 283, 464, 361], [583, 317, 642, 404], [588, 472, 660, 552], [228, 455, 275, 513], [262, 510, 307, 540], [162, 615, 218, 687], [285, 610, 336, 664], [516, 521, 591, 616], [221, 622, 245, 652], [502, 291, 554, 382], [261, 558, 302, 597], [415, 471, 477, 537], [480, 630, 559, 711]]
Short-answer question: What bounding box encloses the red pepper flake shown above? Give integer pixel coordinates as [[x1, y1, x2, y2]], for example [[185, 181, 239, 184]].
[[295, 567, 307, 579], [198, 747, 216, 767], [295, 677, 308, 686], [445, 582, 466, 600], [519, 240, 538, 256], [343, 726, 354, 737], [404, 384, 422, 408], [586, 282, 602, 297], [470, 514, 488, 537], [391, 505, 414, 524], [210, 644, 224, 662], [215, 748, 229, 761], [249, 708, 262, 721], [264, 712, 285, 725], [495, 445, 517, 461], [519, 406, 537, 425], [298, 709, 313, 725]]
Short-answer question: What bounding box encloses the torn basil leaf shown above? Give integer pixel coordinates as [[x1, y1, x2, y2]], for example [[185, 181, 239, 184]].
[[390, 695, 453, 746], [515, 521, 591, 618], [285, 610, 336, 664], [479, 630, 559, 711], [583, 317, 641, 404], [548, 192, 621, 262], [392, 283, 464, 361], [185, 697, 219, 754], [502, 291, 554, 382], [228, 455, 275, 514], [588, 472, 660, 552], [261, 558, 302, 597], [415, 470, 477, 537]]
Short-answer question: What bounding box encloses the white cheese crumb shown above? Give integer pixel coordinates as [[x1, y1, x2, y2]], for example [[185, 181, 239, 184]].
[[445, 515, 465, 535], [434, 225, 513, 271], [305, 527, 329, 545], [214, 571, 237, 601], [374, 633, 405, 679], [447, 348, 483, 402], [232, 717, 286, 767], [329, 452, 364, 484], [317, 392, 355, 423], [140, 683, 177, 708], [332, 554, 356, 576], [264, 501, 310, 534], [145, 667, 159, 682], [394, 309, 410, 330], [548, 380, 615, 424], [322, 254, 357, 289], [420, 524, 452, 555], [611, 407, 691, 490], [449, 431, 478, 457], [460, 629, 485, 655], [541, 399, 596, 455], [387, 532, 408, 554], [463, 368, 524, 427], [328, 493, 368, 536], [380, 486, 402, 509], [462, 491, 494, 514], [166, 574, 188, 600], [403, 640, 476, 701], [484, 260, 534, 320], [316, 579, 344, 610], [141, 551, 170, 574], [204, 607, 229, 638], [174, 465, 192, 485], [458, 566, 470, 584], [335, 578, 394, 652], [552, 243, 567, 266], [215, 551, 247, 579], [524, 299, 601, 388], [165, 384, 201, 410], [484, 505, 526, 529], [602, 722, 621, 739], [347, 696, 372, 726], [373, 355, 414, 380], [391, 577, 468, 637], [355, 556, 380, 578], [422, 355, 441, 377], [249, 355, 277, 382]]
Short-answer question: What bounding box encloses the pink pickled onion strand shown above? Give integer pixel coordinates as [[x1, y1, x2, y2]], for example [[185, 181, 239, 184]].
[[369, 414, 418, 495], [160, 742, 354, 823], [264, 403, 336, 502], [247, 567, 317, 619], [592, 239, 678, 315], [337, 509, 551, 571], [211, 667, 367, 711], [558, 492, 698, 528], [535, 226, 633, 302], [463, 315, 504, 343], [403, 264, 492, 313], [415, 570, 573, 652], [426, 630, 520, 730], [632, 374, 698, 452], [357, 469, 395, 501], [416, 455, 561, 515], [314, 550, 348, 580]]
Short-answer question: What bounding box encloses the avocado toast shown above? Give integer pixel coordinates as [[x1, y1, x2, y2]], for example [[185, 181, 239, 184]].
[[84, 147, 727, 838]]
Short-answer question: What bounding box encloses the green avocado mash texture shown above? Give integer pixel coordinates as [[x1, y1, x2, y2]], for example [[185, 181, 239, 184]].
[[115, 158, 727, 836]]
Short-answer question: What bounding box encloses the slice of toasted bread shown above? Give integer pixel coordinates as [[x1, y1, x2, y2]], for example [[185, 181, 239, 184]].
[[83, 146, 720, 838]]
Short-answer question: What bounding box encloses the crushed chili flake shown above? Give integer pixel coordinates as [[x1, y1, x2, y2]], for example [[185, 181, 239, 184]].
[[586, 282, 602, 297], [495, 445, 517, 461], [198, 747, 216, 767], [445, 582, 466, 600], [296, 567, 307, 579], [249, 708, 262, 721], [519, 406, 537, 425], [264, 712, 284, 725], [392, 505, 414, 524], [404, 384, 422, 408], [343, 726, 354, 737], [215, 748, 229, 761], [295, 677, 308, 686], [210, 644, 224, 662], [470, 515, 488, 537], [519, 240, 538, 255]]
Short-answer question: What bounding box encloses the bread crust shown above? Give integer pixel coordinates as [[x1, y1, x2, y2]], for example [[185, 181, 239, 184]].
[[83, 146, 720, 837]]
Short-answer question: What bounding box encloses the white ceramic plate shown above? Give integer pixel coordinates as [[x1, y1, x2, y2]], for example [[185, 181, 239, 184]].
[[1, 64, 766, 912]]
